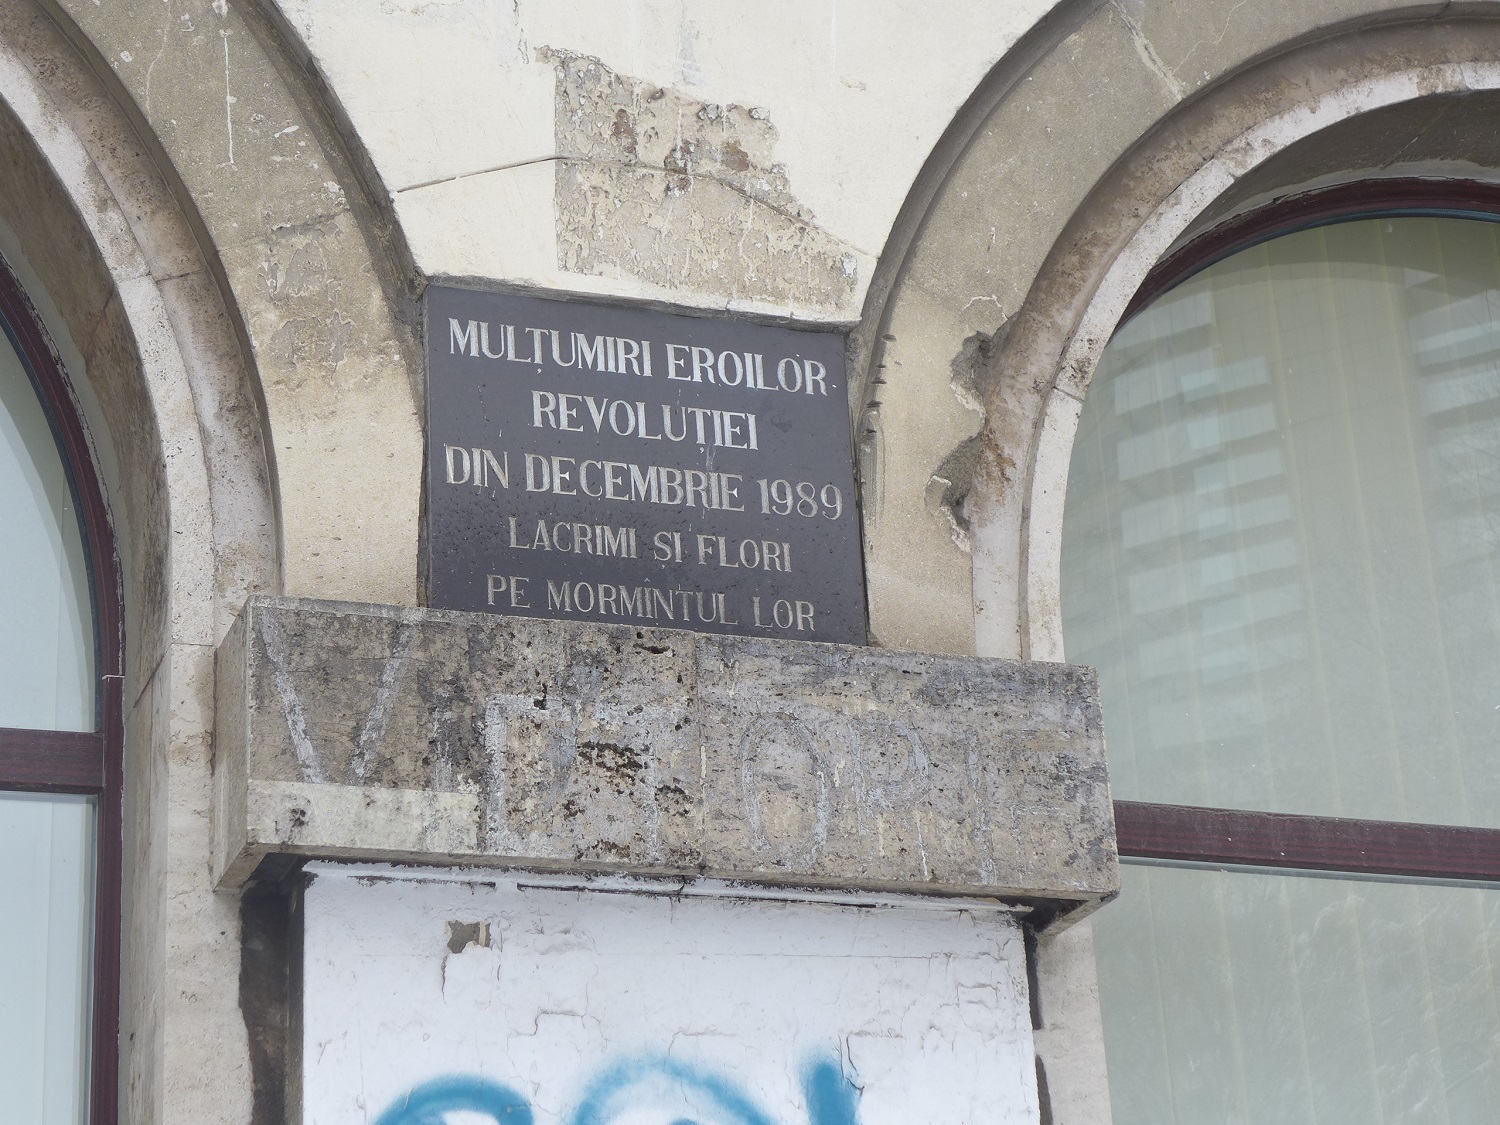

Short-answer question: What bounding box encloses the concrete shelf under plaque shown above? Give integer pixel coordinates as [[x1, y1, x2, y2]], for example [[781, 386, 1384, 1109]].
[[212, 596, 1118, 927]]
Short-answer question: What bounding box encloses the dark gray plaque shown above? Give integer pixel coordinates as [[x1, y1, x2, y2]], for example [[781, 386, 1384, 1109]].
[[425, 286, 866, 644]]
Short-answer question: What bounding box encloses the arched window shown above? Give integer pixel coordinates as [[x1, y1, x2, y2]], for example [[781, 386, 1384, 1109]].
[[1062, 189, 1500, 1123], [0, 255, 121, 1125]]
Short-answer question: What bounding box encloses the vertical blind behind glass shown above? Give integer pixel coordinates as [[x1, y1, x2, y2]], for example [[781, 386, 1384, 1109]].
[[1061, 216, 1500, 827], [0, 325, 92, 732], [1095, 863, 1500, 1125], [0, 793, 95, 1125]]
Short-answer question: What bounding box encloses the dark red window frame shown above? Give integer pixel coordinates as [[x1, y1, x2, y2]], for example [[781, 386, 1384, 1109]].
[[1110, 178, 1500, 883], [0, 253, 123, 1125]]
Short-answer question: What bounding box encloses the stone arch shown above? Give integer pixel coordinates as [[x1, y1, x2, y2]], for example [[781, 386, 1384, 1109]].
[[0, 3, 266, 668], [999, 22, 1500, 664], [44, 0, 426, 606], [855, 2, 1500, 665], [0, 4, 297, 1120]]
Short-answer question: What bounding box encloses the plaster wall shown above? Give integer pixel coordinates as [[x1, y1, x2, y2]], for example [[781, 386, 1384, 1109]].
[[302, 864, 1039, 1125], [270, 0, 1061, 323]]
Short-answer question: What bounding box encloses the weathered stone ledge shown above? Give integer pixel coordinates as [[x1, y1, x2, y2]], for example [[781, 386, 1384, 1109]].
[[213, 597, 1117, 925]]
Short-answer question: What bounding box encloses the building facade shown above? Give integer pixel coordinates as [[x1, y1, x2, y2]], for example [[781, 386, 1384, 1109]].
[[3, 1, 1500, 1123]]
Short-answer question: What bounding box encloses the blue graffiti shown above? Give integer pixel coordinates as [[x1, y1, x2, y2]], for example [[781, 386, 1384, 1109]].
[[571, 1057, 780, 1125], [374, 1055, 860, 1125], [801, 1060, 859, 1125], [372, 1074, 534, 1125]]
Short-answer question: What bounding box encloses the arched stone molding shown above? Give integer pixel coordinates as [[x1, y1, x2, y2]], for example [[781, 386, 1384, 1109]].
[[851, 0, 1107, 657], [44, 0, 425, 606], [996, 21, 1500, 665], [855, 1, 1500, 662], [979, 23, 1500, 1125], [0, 4, 279, 1121]]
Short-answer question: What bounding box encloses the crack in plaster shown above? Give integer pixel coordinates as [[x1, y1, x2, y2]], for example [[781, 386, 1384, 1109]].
[[1171, 0, 1253, 77], [220, 29, 234, 166], [1109, 0, 1186, 101], [394, 154, 560, 195]]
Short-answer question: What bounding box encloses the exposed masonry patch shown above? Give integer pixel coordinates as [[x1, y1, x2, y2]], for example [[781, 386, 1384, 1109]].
[[255, 217, 364, 384], [926, 321, 1009, 553], [541, 48, 859, 313], [445, 920, 491, 954], [929, 435, 982, 553]]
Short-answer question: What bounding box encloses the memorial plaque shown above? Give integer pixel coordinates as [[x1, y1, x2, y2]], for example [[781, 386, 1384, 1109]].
[[425, 286, 866, 644]]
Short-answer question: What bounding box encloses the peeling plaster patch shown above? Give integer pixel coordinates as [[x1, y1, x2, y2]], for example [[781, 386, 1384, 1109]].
[[541, 49, 858, 313], [950, 324, 1005, 417], [249, 215, 384, 390], [929, 437, 981, 554], [445, 920, 491, 954], [925, 323, 1008, 553]]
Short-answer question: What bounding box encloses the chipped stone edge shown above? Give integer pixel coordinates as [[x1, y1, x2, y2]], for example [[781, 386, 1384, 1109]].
[[212, 596, 1119, 927]]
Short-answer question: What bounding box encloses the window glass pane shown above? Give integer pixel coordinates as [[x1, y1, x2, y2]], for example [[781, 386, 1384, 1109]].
[[0, 327, 92, 731], [1096, 863, 1500, 1125], [0, 793, 94, 1124], [1062, 217, 1500, 824]]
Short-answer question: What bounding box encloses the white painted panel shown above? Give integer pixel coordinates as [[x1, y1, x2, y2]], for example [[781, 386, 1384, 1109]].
[[303, 866, 1038, 1125]]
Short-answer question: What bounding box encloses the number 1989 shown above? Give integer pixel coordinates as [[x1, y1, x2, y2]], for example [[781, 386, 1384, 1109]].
[[756, 478, 844, 519]]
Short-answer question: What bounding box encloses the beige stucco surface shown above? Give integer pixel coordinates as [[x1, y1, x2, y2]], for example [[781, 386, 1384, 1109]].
[[271, 0, 1059, 322]]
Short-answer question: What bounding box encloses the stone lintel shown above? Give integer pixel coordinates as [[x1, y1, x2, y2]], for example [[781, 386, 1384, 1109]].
[[213, 597, 1117, 925]]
